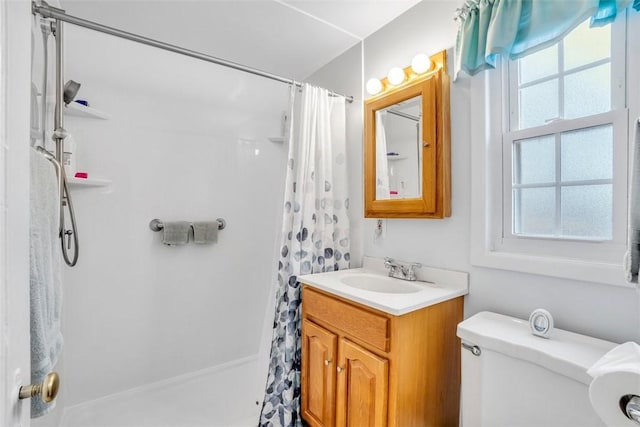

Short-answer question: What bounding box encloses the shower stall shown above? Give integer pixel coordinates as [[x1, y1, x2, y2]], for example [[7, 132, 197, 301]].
[[30, 3, 297, 426]]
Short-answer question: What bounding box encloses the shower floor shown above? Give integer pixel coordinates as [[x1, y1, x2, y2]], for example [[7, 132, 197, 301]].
[[61, 356, 262, 427]]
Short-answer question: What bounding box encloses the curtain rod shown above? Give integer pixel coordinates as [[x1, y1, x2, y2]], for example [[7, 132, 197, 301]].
[[387, 109, 420, 122], [32, 1, 354, 103]]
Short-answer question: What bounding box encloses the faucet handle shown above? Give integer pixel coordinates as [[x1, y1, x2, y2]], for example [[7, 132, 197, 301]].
[[384, 257, 395, 268], [406, 262, 421, 280]]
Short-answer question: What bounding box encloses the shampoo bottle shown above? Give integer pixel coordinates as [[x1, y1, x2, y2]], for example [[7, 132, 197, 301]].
[[63, 134, 77, 178]]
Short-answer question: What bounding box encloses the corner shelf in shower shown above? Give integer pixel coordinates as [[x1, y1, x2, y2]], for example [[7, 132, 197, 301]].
[[67, 177, 111, 188], [64, 102, 111, 120]]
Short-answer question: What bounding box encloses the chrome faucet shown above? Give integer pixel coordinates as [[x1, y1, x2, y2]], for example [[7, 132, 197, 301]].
[[384, 257, 421, 281]]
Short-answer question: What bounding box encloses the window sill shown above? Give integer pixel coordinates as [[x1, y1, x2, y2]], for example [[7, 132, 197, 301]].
[[470, 245, 633, 288]]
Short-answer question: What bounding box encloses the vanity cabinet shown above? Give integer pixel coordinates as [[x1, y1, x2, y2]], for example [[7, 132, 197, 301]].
[[301, 285, 463, 427], [335, 338, 388, 427], [302, 320, 338, 426]]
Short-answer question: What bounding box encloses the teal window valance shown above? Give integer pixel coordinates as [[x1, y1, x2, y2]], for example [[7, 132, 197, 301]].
[[454, 0, 640, 78]]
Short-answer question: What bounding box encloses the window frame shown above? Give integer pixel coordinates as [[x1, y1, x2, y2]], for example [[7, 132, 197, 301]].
[[469, 10, 640, 287]]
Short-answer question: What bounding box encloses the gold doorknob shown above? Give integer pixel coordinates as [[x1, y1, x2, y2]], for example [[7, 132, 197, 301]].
[[19, 372, 60, 403]]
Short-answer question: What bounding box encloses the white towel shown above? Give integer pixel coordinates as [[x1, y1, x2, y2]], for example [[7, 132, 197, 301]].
[[625, 120, 640, 285], [30, 82, 40, 144], [30, 149, 63, 417], [375, 111, 391, 200]]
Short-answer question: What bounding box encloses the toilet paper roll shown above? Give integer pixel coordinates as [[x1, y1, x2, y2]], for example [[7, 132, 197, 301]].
[[589, 370, 640, 426], [588, 342, 640, 377]]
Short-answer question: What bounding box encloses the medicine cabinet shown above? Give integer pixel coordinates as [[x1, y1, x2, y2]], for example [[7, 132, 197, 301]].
[[364, 50, 451, 218]]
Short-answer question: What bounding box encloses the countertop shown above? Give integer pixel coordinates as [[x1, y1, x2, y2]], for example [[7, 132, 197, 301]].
[[299, 257, 469, 316]]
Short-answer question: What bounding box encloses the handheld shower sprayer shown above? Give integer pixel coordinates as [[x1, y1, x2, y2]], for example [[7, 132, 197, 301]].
[[63, 80, 81, 105]]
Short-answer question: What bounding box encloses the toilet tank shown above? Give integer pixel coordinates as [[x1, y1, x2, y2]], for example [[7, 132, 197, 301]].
[[457, 312, 617, 427]]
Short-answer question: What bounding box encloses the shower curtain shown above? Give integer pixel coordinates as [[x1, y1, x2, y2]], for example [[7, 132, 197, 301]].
[[259, 84, 350, 427], [375, 111, 391, 200]]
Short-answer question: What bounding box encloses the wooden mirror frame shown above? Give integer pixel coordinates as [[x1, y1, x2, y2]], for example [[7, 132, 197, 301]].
[[364, 50, 451, 219]]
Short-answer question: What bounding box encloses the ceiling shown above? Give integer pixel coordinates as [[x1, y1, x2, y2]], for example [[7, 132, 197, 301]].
[[60, 0, 421, 81]]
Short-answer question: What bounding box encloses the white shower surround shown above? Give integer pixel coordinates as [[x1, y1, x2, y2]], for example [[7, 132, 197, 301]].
[[34, 24, 289, 425], [61, 356, 262, 426]]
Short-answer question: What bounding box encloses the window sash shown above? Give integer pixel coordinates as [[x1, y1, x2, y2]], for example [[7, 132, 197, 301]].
[[501, 109, 628, 258], [508, 16, 627, 132]]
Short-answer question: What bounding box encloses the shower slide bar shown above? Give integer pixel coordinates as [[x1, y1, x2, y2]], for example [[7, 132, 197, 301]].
[[32, 1, 354, 103], [148, 218, 227, 232]]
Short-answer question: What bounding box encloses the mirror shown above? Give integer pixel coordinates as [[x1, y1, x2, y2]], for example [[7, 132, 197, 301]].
[[375, 95, 422, 200], [364, 50, 450, 218]]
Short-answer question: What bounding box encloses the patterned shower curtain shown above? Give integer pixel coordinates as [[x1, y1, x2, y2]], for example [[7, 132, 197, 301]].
[[259, 84, 350, 427]]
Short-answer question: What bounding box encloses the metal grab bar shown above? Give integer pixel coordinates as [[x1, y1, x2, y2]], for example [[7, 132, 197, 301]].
[[148, 218, 226, 232], [35, 146, 63, 234]]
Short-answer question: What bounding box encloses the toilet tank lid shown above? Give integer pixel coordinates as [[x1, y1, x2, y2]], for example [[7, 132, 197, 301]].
[[457, 311, 617, 385]]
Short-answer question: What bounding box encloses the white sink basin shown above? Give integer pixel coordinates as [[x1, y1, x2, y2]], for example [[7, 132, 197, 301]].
[[340, 273, 424, 294], [299, 260, 469, 315]]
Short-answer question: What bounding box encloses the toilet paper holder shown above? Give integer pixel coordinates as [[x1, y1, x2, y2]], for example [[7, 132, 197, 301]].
[[621, 394, 640, 424]]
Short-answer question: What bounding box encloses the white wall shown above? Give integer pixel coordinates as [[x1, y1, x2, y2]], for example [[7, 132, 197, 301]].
[[59, 25, 288, 406], [319, 1, 640, 344]]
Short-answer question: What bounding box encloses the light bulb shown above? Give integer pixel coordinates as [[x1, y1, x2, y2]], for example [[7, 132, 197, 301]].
[[411, 54, 432, 74], [366, 78, 383, 95], [387, 67, 406, 86]]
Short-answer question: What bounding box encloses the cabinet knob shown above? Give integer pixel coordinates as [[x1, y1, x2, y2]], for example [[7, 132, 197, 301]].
[[336, 366, 344, 373], [324, 359, 332, 366]]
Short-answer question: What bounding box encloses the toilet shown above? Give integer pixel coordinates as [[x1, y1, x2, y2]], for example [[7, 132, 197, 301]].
[[457, 311, 618, 427]]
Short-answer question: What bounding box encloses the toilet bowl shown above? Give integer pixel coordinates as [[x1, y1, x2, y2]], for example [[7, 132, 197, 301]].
[[457, 311, 617, 427]]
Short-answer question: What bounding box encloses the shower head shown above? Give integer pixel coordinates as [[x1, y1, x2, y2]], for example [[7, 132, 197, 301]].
[[63, 80, 81, 105]]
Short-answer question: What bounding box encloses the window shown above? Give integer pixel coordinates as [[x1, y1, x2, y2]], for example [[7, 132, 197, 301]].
[[470, 11, 640, 286], [503, 19, 626, 249]]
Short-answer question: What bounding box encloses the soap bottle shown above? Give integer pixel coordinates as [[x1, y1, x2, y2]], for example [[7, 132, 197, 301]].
[[63, 134, 77, 178]]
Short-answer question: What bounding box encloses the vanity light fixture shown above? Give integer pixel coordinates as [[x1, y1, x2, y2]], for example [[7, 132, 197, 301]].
[[366, 78, 383, 95], [411, 54, 433, 75], [387, 67, 406, 86], [366, 51, 440, 98]]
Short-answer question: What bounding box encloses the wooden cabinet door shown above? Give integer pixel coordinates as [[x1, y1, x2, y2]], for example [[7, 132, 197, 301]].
[[302, 319, 338, 427], [336, 339, 389, 427]]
